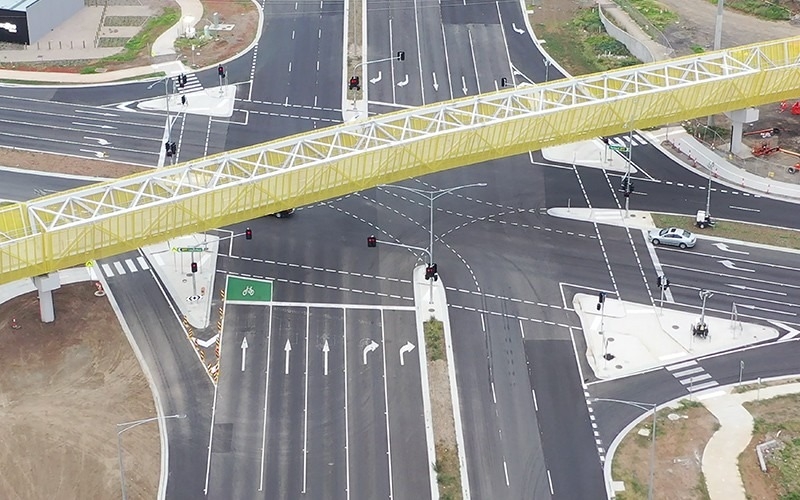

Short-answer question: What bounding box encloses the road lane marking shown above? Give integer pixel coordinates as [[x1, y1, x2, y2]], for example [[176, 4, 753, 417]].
[[258, 304, 273, 492], [468, 29, 479, 94], [125, 258, 137, 272], [136, 256, 149, 269], [380, 310, 395, 499], [113, 261, 125, 274], [343, 310, 351, 500], [101, 263, 114, 277], [729, 205, 760, 212], [547, 469, 554, 495], [302, 306, 310, 493], [503, 460, 510, 486]]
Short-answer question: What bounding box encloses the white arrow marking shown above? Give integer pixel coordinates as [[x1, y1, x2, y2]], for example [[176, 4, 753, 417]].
[[362, 340, 379, 365], [461, 75, 468, 95], [397, 74, 409, 87], [72, 121, 116, 130], [512, 22, 525, 34], [729, 205, 760, 213], [241, 337, 249, 372], [719, 259, 755, 273], [114, 101, 138, 112], [767, 320, 800, 340], [727, 283, 786, 296], [84, 136, 111, 146], [369, 70, 382, 84], [713, 242, 750, 255], [284, 339, 292, 374], [432, 72, 439, 91], [399, 341, 416, 366], [79, 149, 107, 158], [323, 339, 330, 376], [75, 109, 118, 117], [738, 304, 796, 316]]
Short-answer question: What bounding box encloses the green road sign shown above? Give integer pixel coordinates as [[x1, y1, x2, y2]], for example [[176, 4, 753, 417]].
[[608, 144, 628, 152], [176, 247, 204, 253], [226, 276, 273, 302]]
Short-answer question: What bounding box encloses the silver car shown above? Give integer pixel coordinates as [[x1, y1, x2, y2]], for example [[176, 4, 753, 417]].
[[648, 227, 697, 249]]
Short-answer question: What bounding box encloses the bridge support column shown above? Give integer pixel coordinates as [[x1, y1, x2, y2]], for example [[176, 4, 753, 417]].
[[32, 273, 61, 323], [724, 107, 760, 155]]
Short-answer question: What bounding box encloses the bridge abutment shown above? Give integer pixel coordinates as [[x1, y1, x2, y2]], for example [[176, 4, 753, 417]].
[[32, 273, 60, 323]]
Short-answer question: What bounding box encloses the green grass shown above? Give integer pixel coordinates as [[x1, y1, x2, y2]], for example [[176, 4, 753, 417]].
[[424, 318, 445, 362], [626, 0, 679, 30], [691, 44, 705, 54], [536, 8, 639, 76], [82, 8, 180, 74], [434, 443, 463, 500], [709, 0, 791, 20], [650, 213, 800, 250]]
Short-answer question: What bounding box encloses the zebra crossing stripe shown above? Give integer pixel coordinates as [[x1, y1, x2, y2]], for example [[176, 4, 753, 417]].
[[125, 259, 137, 272], [688, 381, 719, 392], [666, 360, 697, 371], [672, 367, 704, 378], [680, 373, 712, 385], [114, 261, 126, 275], [102, 263, 114, 277], [137, 256, 150, 270]]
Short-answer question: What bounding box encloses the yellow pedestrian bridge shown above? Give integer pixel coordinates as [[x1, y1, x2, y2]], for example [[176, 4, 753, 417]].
[[1, 37, 800, 285]]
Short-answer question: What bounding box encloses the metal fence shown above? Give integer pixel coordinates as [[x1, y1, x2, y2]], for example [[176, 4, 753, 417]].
[[613, 0, 673, 57]]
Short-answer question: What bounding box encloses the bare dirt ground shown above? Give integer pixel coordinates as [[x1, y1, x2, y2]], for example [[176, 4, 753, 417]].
[[611, 402, 717, 500], [0, 283, 158, 500]]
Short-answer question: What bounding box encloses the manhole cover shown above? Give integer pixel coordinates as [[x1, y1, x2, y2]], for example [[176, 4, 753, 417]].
[[615, 364, 623, 369], [672, 324, 680, 330], [428, 308, 435, 313], [187, 295, 201, 302], [607, 337, 615, 342]]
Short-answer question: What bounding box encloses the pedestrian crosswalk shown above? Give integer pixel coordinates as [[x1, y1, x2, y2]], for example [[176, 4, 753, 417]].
[[608, 133, 649, 148], [666, 359, 718, 393], [94, 256, 150, 279], [173, 72, 203, 93]]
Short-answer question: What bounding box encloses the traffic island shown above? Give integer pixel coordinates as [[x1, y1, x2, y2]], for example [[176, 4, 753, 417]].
[[412, 264, 469, 499]]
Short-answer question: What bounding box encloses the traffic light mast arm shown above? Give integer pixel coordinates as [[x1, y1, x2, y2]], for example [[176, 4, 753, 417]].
[[367, 237, 432, 263], [352, 52, 404, 73], [182, 228, 254, 251]]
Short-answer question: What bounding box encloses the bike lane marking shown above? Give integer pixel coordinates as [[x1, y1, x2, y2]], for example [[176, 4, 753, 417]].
[[225, 275, 274, 303]]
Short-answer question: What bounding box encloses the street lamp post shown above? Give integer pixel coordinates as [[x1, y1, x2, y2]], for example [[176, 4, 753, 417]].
[[377, 182, 486, 305], [590, 397, 657, 500], [117, 413, 185, 500], [543, 58, 551, 82], [148, 77, 173, 144]]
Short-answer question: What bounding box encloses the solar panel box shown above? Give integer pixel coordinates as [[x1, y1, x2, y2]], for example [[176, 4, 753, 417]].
[[0, 0, 82, 45]]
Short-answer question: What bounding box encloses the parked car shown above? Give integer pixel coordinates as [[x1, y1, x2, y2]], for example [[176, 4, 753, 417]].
[[648, 227, 697, 249], [270, 209, 295, 218]]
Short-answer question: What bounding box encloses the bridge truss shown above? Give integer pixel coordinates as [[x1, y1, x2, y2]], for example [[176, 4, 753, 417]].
[[1, 37, 800, 284]]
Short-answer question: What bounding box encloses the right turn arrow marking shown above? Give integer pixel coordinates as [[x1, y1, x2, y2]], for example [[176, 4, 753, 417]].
[[399, 341, 416, 366], [362, 340, 379, 365]]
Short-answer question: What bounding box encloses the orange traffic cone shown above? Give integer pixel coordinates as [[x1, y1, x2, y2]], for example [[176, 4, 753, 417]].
[[11, 317, 20, 330], [94, 282, 106, 297]]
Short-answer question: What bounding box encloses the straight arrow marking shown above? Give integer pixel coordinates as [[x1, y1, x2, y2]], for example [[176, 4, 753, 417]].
[[432, 72, 439, 91], [727, 283, 786, 296], [284, 339, 292, 375], [461, 75, 468, 95], [241, 337, 249, 371], [72, 121, 116, 130], [362, 340, 379, 365], [399, 341, 416, 366], [84, 136, 111, 146], [323, 339, 330, 376]]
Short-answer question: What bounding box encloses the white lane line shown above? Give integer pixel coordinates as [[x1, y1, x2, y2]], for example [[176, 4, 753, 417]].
[[302, 306, 310, 493], [729, 205, 760, 212], [467, 29, 480, 94], [113, 261, 126, 275], [503, 460, 510, 486], [412, 0, 425, 105], [343, 309, 351, 500], [532, 389, 538, 411], [547, 469, 554, 495], [258, 305, 274, 492], [642, 229, 674, 302], [101, 263, 114, 277], [288, 62, 292, 73], [389, 18, 396, 104], [379, 309, 395, 498], [136, 256, 149, 270], [125, 258, 137, 272], [441, 24, 454, 99]]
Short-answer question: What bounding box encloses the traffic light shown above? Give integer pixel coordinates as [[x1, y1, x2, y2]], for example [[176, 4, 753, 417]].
[[596, 291, 606, 310], [170, 142, 177, 156], [218, 65, 225, 78], [349, 75, 360, 90], [397, 51, 405, 61], [367, 235, 377, 247], [657, 275, 662, 288], [178, 73, 185, 88], [191, 261, 198, 273], [165, 141, 172, 157], [245, 227, 252, 240], [501, 77, 508, 87], [425, 263, 438, 280]]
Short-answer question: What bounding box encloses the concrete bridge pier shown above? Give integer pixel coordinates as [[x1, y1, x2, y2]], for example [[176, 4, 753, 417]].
[[33, 273, 61, 323], [724, 107, 760, 155]]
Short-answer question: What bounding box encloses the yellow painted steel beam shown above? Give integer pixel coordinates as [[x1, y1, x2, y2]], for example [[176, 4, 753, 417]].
[[1, 37, 800, 284]]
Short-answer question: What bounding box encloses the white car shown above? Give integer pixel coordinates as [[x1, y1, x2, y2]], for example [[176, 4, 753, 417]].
[[648, 227, 697, 249]]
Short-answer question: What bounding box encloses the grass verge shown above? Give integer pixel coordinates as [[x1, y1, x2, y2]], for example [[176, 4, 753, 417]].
[[709, 0, 792, 21], [434, 442, 462, 500], [534, 7, 639, 76], [650, 213, 800, 250], [82, 8, 180, 73], [624, 0, 679, 30], [425, 317, 445, 362]]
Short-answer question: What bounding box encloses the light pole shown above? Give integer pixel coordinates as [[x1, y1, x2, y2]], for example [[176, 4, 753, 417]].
[[543, 58, 551, 82], [590, 397, 657, 500], [381, 182, 487, 267], [117, 413, 185, 500], [694, 289, 714, 339], [148, 77, 174, 143]]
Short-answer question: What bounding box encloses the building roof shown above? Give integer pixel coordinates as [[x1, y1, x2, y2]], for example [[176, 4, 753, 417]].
[[0, 0, 38, 12]]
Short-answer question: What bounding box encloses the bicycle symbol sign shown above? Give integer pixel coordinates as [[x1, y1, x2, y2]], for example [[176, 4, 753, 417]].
[[242, 286, 255, 296], [226, 276, 273, 302]]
